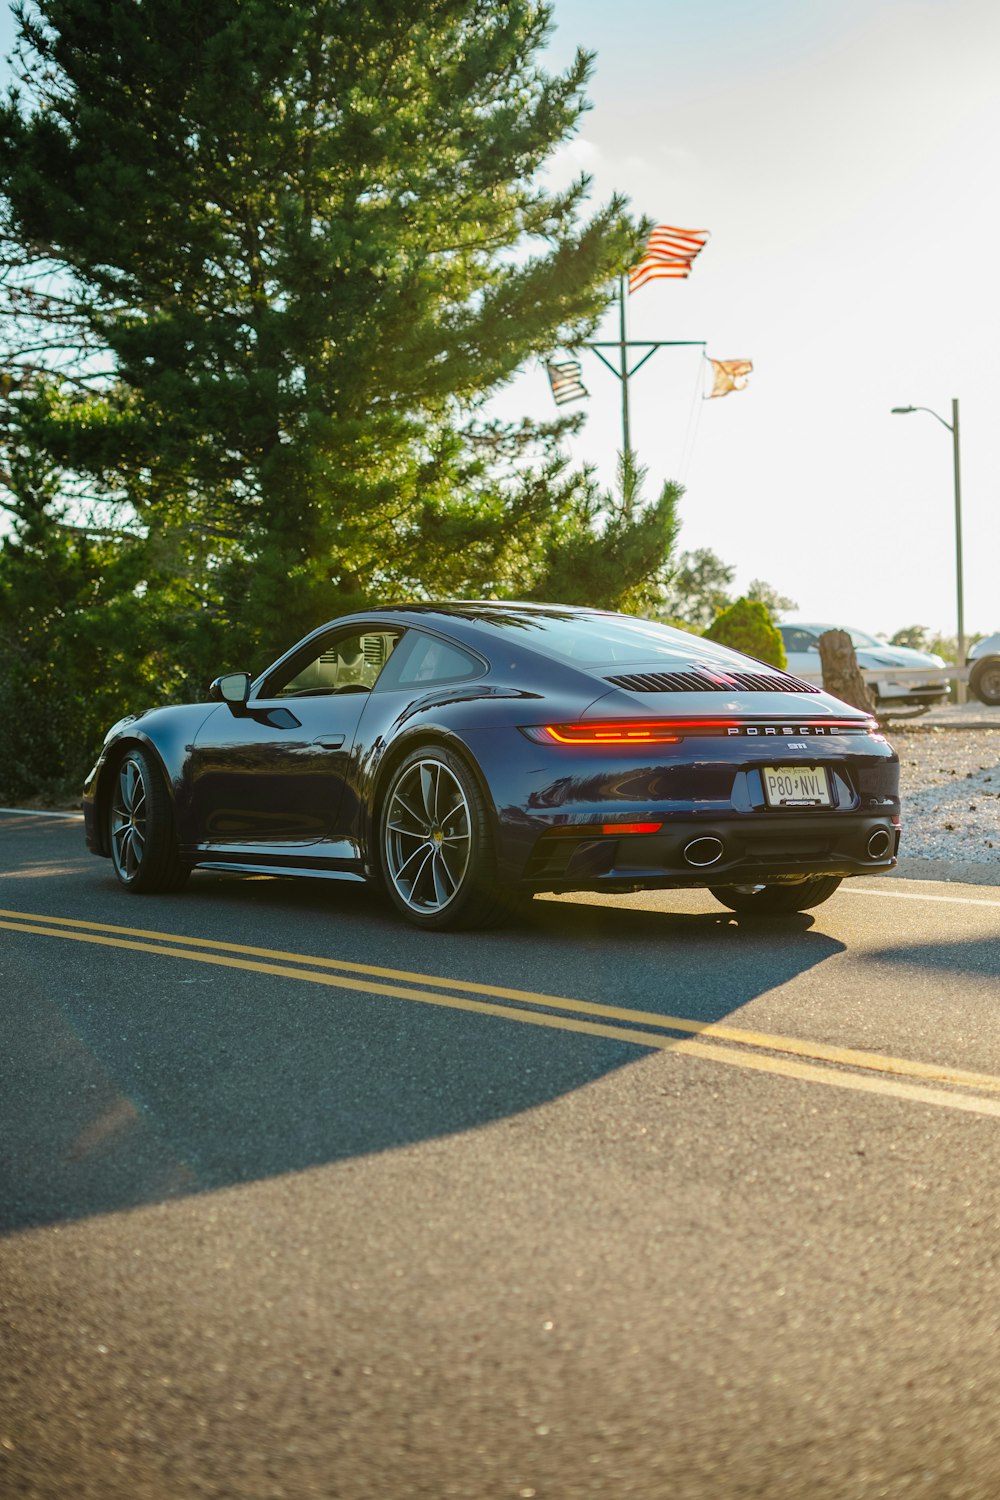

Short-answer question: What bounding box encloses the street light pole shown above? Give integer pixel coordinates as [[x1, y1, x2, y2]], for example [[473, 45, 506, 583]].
[[950, 397, 965, 678], [891, 399, 966, 702]]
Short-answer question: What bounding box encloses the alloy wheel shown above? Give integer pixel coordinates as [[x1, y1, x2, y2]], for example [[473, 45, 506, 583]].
[[110, 755, 148, 881], [384, 758, 472, 914]]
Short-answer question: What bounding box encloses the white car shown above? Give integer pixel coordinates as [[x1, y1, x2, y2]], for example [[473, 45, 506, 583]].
[[967, 635, 1000, 705], [778, 624, 950, 708]]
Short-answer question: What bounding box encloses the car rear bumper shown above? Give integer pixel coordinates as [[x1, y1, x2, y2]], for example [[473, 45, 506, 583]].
[[517, 813, 900, 893]]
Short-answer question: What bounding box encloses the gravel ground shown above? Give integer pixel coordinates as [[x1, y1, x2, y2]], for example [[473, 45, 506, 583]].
[[889, 725, 1000, 864]]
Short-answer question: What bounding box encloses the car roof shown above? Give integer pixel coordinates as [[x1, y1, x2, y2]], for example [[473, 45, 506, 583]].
[[782, 623, 841, 633], [361, 601, 608, 620]]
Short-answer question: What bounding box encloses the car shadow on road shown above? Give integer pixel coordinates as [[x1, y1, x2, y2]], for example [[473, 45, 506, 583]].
[[2, 871, 846, 1233], [863, 932, 1000, 985]]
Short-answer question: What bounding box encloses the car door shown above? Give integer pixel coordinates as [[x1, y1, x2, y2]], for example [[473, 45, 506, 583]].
[[188, 626, 402, 858]]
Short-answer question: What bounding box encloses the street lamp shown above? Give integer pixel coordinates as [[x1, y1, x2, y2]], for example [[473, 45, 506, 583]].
[[891, 399, 965, 702]]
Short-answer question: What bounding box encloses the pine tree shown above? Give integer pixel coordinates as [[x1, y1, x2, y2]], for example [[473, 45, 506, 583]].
[[0, 383, 234, 798], [527, 451, 681, 612], [0, 0, 657, 656]]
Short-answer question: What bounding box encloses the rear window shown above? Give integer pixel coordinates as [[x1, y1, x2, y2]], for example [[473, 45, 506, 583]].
[[474, 612, 753, 669]]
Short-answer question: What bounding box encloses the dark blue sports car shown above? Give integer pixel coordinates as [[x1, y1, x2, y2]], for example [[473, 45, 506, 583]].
[[82, 602, 900, 928]]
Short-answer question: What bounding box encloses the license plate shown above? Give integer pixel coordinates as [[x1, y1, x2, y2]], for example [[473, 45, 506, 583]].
[[762, 765, 831, 807]]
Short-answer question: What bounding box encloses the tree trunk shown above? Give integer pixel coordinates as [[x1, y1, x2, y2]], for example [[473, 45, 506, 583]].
[[818, 629, 877, 715]]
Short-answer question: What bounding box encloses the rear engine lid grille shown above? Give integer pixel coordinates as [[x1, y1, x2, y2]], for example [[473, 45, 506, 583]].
[[606, 668, 821, 695]]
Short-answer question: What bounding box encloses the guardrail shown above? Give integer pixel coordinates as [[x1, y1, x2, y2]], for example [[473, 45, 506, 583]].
[[860, 666, 969, 685], [796, 666, 968, 685]]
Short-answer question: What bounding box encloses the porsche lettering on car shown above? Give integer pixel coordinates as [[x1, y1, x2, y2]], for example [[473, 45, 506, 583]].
[[82, 603, 901, 928]]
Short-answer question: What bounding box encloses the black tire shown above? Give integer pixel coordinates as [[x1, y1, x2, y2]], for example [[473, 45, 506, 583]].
[[970, 657, 1000, 706], [378, 744, 510, 931], [708, 875, 842, 916], [108, 746, 190, 894]]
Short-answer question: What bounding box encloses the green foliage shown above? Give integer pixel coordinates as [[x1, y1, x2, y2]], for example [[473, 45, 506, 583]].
[[0, 404, 230, 800], [0, 447, 129, 801], [0, 0, 644, 653], [889, 625, 933, 652], [704, 596, 786, 669], [659, 548, 735, 630], [889, 627, 983, 665], [659, 549, 796, 634], [0, 1, 687, 799], [859, 626, 993, 665], [525, 452, 682, 613], [745, 577, 797, 620]]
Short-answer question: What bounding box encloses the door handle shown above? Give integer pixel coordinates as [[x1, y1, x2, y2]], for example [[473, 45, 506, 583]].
[[313, 734, 345, 749]]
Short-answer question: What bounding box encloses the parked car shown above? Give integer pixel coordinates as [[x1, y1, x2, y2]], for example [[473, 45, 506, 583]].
[[777, 623, 949, 708], [967, 635, 1000, 705], [82, 602, 900, 928]]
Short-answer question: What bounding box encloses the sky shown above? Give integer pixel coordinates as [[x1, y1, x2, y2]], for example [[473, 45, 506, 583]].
[[2, 1, 997, 640], [489, 0, 999, 639]]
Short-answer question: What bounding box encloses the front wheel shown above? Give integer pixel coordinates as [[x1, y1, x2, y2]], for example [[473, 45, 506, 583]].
[[378, 745, 508, 930], [709, 875, 842, 916], [108, 747, 190, 893]]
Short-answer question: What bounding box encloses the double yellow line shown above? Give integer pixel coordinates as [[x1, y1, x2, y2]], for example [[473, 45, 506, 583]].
[[4, 905, 1000, 1118]]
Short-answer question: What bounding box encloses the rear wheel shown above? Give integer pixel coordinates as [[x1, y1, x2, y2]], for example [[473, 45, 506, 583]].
[[708, 875, 842, 915], [108, 747, 190, 893], [379, 745, 510, 930]]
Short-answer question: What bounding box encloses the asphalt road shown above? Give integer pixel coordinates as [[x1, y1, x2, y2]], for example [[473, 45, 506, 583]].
[[3, 810, 1000, 1499]]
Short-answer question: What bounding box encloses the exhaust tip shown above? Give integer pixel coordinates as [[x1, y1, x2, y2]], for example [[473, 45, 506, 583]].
[[683, 835, 725, 868], [867, 828, 892, 859]]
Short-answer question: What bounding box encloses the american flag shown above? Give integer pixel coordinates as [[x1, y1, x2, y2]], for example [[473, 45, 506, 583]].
[[545, 359, 588, 406], [628, 225, 709, 294]]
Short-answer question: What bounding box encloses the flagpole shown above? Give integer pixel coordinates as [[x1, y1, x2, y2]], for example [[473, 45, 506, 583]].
[[618, 273, 631, 458]]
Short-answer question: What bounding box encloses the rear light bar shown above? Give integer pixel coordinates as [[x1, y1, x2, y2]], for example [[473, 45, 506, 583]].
[[540, 722, 687, 744], [523, 717, 876, 745], [545, 821, 665, 837]]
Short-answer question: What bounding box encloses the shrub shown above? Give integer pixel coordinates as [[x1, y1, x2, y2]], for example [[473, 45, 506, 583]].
[[704, 597, 786, 668]]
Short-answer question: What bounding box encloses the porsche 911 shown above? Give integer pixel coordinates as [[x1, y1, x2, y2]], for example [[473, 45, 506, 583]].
[[82, 602, 901, 928]]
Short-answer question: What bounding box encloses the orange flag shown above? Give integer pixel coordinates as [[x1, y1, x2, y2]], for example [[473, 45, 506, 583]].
[[707, 358, 753, 398]]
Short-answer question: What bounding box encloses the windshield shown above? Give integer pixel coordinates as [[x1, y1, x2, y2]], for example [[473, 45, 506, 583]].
[[791, 625, 886, 651]]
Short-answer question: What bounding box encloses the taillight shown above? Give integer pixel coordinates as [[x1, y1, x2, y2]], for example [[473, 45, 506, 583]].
[[601, 821, 663, 835], [532, 720, 733, 744], [523, 715, 875, 744]]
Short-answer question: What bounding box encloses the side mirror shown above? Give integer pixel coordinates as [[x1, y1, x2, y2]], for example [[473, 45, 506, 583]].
[[209, 672, 252, 714]]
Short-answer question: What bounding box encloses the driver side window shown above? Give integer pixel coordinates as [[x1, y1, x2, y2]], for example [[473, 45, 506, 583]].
[[780, 628, 819, 654], [267, 630, 401, 698]]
